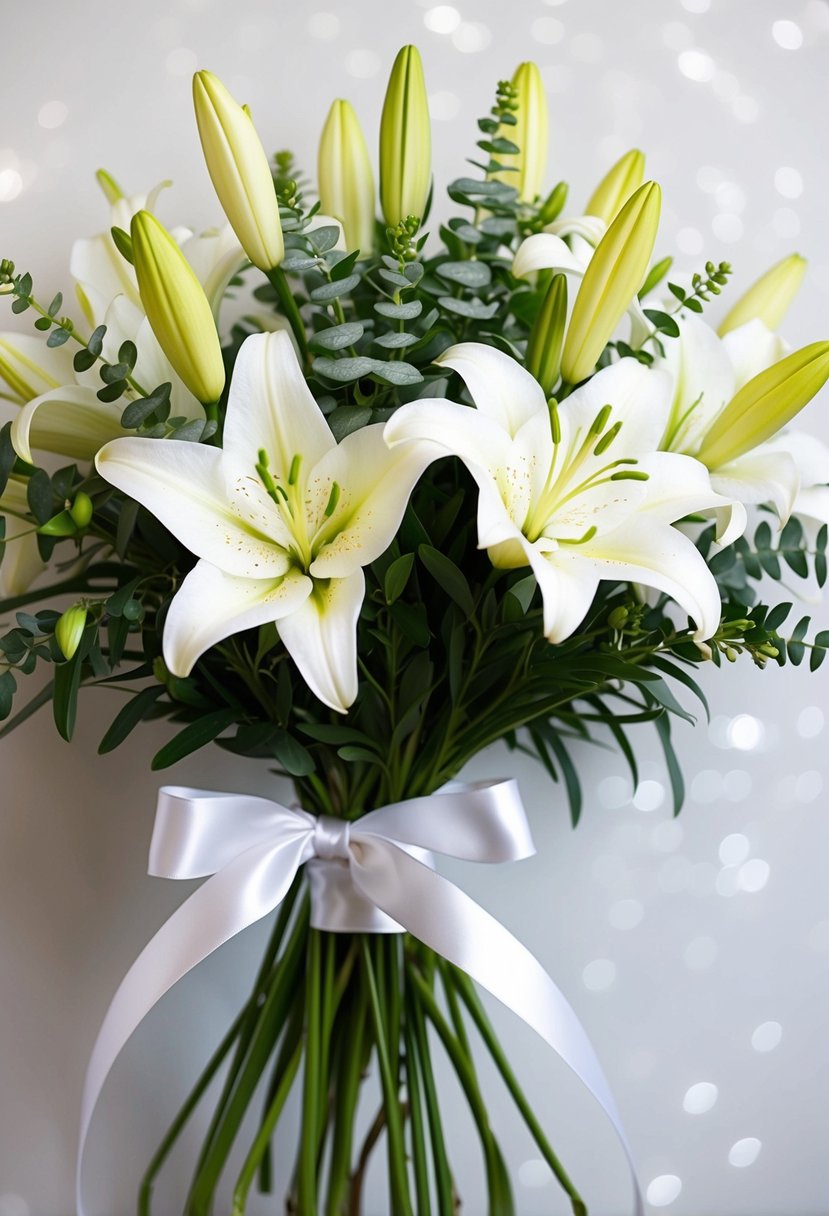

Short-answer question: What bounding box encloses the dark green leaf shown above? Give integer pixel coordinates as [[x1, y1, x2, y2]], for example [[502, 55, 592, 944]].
[[384, 552, 415, 604], [374, 331, 417, 349], [0, 679, 54, 739], [436, 260, 492, 289], [327, 405, 372, 441], [309, 323, 364, 352], [26, 469, 53, 524], [46, 326, 72, 348], [307, 225, 341, 254], [418, 545, 474, 617], [98, 685, 165, 753], [655, 713, 684, 815], [375, 300, 423, 321], [310, 274, 360, 302], [270, 729, 316, 775], [151, 708, 239, 770], [438, 297, 499, 320]]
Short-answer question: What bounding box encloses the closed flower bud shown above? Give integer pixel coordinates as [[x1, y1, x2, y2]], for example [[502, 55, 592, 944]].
[[717, 253, 807, 337], [585, 149, 645, 224], [55, 604, 88, 661], [697, 340, 829, 469], [318, 99, 375, 255], [492, 61, 549, 203], [562, 181, 661, 385], [526, 273, 567, 396], [70, 491, 94, 528], [379, 45, 431, 227], [130, 210, 225, 405], [192, 70, 284, 272]]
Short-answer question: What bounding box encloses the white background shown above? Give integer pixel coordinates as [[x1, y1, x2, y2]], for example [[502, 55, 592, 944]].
[[1, 0, 828, 1213]]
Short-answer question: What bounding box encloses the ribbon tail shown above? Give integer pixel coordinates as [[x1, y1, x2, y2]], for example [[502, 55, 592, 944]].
[[76, 832, 309, 1216], [352, 840, 644, 1216]]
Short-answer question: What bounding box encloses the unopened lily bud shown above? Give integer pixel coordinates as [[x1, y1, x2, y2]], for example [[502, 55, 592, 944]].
[[379, 45, 431, 228], [585, 149, 645, 224], [318, 99, 375, 255], [537, 181, 568, 226], [130, 210, 225, 405], [192, 70, 284, 272], [492, 61, 549, 203], [110, 226, 134, 265], [55, 604, 87, 660], [698, 340, 829, 469], [717, 254, 807, 337], [526, 273, 567, 396], [608, 605, 629, 630], [562, 180, 661, 385], [70, 491, 93, 528]]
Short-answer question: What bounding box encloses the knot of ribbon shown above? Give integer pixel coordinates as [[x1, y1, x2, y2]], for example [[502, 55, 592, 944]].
[[77, 779, 642, 1215]]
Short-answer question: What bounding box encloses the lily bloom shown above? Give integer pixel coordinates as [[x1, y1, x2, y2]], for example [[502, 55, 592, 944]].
[[96, 330, 434, 712], [385, 343, 732, 643]]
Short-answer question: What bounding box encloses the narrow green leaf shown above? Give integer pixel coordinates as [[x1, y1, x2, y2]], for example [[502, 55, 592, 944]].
[[384, 552, 415, 604], [151, 708, 239, 769], [418, 545, 474, 617], [99, 685, 165, 753]]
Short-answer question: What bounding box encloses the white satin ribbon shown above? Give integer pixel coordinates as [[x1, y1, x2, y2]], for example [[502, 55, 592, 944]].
[[77, 779, 643, 1215]]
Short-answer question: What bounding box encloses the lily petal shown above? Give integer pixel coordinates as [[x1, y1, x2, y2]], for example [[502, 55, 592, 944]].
[[164, 561, 312, 677], [11, 385, 128, 464], [657, 313, 736, 454], [0, 333, 77, 403], [308, 424, 436, 578], [70, 232, 142, 326], [512, 232, 587, 279], [711, 447, 800, 524], [636, 450, 747, 545], [276, 570, 366, 713], [0, 479, 47, 595], [222, 331, 335, 480], [721, 318, 787, 391], [560, 357, 674, 459], [524, 542, 601, 643], [96, 436, 290, 577], [436, 343, 547, 436]]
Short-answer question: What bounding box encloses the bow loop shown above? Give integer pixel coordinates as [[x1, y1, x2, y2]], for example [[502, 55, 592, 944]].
[[313, 814, 352, 861]]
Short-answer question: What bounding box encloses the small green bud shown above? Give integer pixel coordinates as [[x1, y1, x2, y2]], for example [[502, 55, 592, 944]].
[[718, 254, 807, 336], [39, 510, 79, 537], [70, 492, 93, 528], [55, 604, 88, 660], [526, 273, 567, 396], [607, 605, 629, 630], [379, 45, 432, 228], [537, 181, 568, 226], [585, 149, 645, 225], [490, 61, 549, 203], [111, 226, 134, 265]]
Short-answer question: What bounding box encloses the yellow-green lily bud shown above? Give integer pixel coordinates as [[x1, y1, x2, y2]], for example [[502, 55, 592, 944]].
[[111, 226, 134, 265], [55, 604, 88, 661], [585, 149, 645, 224], [526, 273, 567, 396], [562, 181, 661, 385], [697, 341, 829, 469], [130, 210, 225, 405], [379, 45, 431, 228], [192, 70, 284, 272], [318, 99, 375, 255], [717, 253, 807, 337], [70, 491, 93, 528], [492, 61, 549, 203], [538, 180, 568, 226]]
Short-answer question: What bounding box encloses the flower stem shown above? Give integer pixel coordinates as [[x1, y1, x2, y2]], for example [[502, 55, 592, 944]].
[[231, 1036, 303, 1215], [266, 268, 310, 366], [406, 985, 456, 1215], [297, 928, 323, 1215], [325, 973, 370, 1216]]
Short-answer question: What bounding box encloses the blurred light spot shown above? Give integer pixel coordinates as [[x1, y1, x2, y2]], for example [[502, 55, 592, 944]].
[[582, 958, 616, 991], [729, 1137, 762, 1167], [518, 1158, 550, 1189], [807, 919, 829, 951], [166, 47, 198, 76], [723, 769, 751, 801], [732, 95, 760, 123], [772, 19, 804, 49], [0, 1198, 29, 1216], [452, 21, 491, 52], [696, 165, 724, 192], [609, 898, 644, 930], [773, 207, 800, 238], [678, 49, 715, 81], [775, 166, 804, 198], [598, 775, 631, 809], [677, 226, 705, 255], [647, 1175, 682, 1206], [727, 714, 764, 750], [738, 858, 770, 892], [0, 169, 23, 202], [424, 5, 461, 34], [542, 64, 574, 93], [633, 779, 665, 812], [659, 855, 693, 894], [691, 769, 723, 802], [652, 820, 684, 852], [683, 1081, 718, 1114], [346, 49, 380, 78], [711, 69, 740, 101], [662, 21, 693, 50], [751, 1020, 782, 1052], [712, 213, 743, 242], [570, 32, 604, 61], [543, 0, 568, 5], [531, 16, 565, 43], [796, 705, 824, 738], [684, 935, 718, 970], [715, 865, 740, 898], [38, 101, 67, 130], [796, 770, 822, 802], [308, 11, 340, 39], [715, 181, 746, 213], [429, 90, 461, 121], [719, 833, 750, 866], [681, 0, 711, 10]]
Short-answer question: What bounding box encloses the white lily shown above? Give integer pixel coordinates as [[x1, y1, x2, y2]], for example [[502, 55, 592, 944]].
[[95, 330, 434, 712], [0, 477, 46, 596], [386, 343, 730, 642]]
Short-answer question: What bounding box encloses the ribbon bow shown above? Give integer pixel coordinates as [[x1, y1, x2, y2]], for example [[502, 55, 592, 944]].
[[78, 780, 642, 1215]]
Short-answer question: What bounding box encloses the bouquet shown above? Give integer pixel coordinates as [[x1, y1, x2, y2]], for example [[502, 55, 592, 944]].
[[1, 44, 828, 1216]]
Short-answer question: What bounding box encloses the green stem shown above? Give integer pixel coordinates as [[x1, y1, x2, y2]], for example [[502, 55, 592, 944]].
[[297, 929, 323, 1215], [406, 983, 456, 1215], [403, 1011, 432, 1214], [231, 1037, 303, 1216], [326, 977, 370, 1216], [448, 966, 586, 1216], [137, 1006, 247, 1216], [361, 938, 414, 1216], [266, 268, 310, 366]]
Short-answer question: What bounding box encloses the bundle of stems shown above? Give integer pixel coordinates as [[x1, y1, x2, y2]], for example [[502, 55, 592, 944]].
[[138, 875, 586, 1216]]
